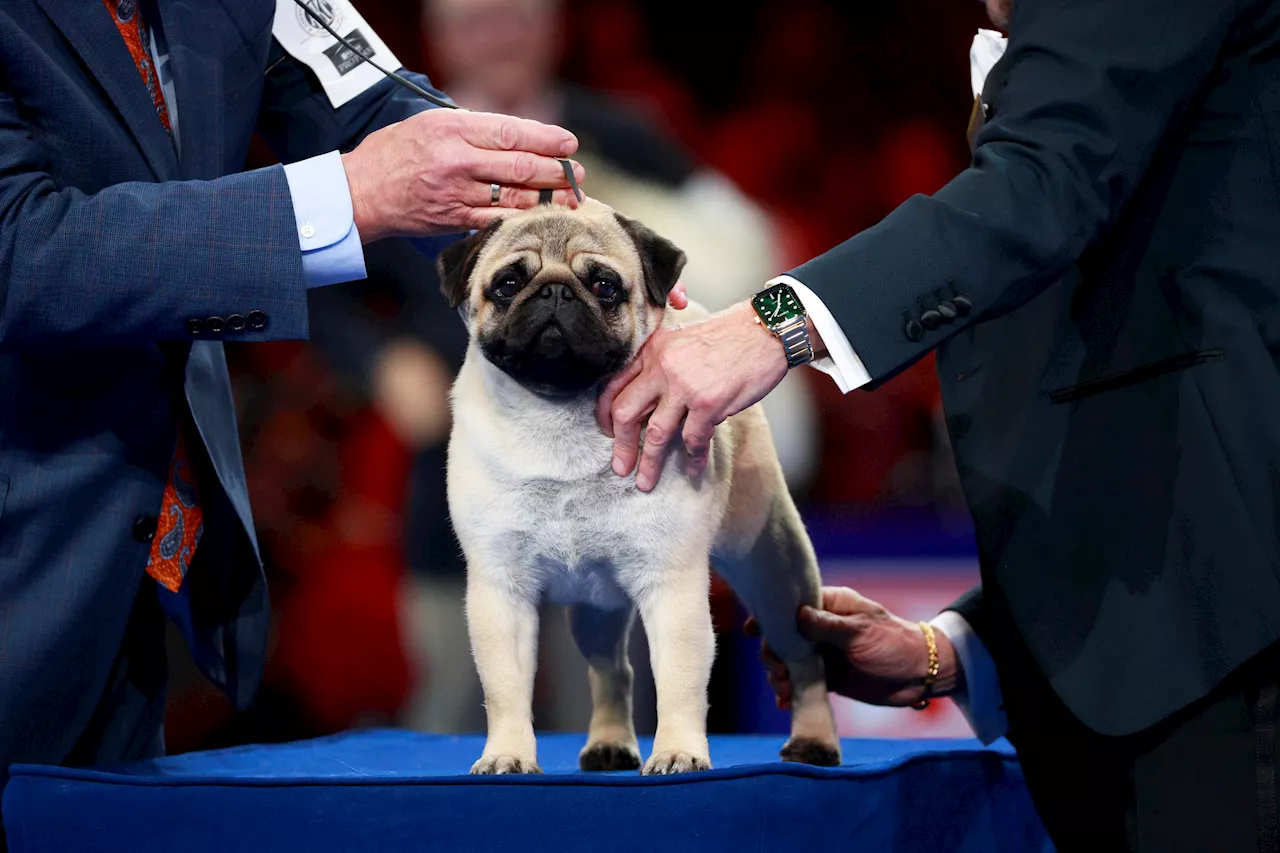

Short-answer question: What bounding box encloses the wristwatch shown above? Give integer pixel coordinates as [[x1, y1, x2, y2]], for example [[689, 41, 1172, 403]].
[[751, 281, 814, 369]]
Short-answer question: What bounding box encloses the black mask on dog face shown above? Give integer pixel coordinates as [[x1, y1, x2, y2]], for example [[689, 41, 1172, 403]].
[[476, 262, 632, 397]]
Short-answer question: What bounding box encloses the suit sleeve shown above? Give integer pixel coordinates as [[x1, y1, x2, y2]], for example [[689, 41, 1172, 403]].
[[790, 0, 1236, 385], [0, 90, 309, 352], [255, 41, 450, 163]]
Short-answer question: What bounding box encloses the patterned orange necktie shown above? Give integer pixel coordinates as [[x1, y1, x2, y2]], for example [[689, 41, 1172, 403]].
[[102, 0, 172, 136], [105, 0, 202, 591]]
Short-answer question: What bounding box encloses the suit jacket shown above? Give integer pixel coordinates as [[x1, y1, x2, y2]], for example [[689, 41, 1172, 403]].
[[795, 0, 1280, 736], [0, 0, 441, 773]]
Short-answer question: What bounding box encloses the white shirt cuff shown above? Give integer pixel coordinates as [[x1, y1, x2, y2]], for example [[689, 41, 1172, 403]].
[[283, 151, 367, 289], [771, 275, 872, 393], [931, 610, 1009, 745]]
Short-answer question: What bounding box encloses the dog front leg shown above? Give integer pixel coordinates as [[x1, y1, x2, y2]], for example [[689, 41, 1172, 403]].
[[467, 571, 541, 774], [635, 564, 715, 775]]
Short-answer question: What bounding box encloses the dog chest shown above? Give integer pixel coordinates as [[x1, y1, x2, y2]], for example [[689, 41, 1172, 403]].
[[465, 469, 693, 606]]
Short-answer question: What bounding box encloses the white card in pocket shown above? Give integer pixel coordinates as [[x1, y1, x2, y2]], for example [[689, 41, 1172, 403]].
[[273, 0, 402, 109]]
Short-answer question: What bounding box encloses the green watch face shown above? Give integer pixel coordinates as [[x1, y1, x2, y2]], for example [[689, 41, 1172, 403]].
[[752, 283, 805, 329]]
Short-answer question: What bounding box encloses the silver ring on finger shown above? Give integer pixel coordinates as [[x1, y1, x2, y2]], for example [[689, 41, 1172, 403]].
[[490, 183, 501, 207]]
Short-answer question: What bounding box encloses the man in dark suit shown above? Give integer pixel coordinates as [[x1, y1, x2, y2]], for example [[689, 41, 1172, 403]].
[[601, 0, 1280, 849], [0, 0, 583, 822]]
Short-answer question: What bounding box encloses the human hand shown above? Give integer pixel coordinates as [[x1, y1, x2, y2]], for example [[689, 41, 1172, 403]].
[[341, 109, 585, 241], [595, 301, 786, 491], [745, 586, 963, 709], [371, 338, 453, 449]]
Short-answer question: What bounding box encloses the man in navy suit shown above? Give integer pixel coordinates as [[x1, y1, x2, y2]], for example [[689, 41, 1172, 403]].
[[603, 0, 1280, 849], [0, 0, 584, 814]]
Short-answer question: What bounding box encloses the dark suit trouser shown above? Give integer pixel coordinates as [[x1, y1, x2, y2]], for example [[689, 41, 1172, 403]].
[[1000, 631, 1280, 853], [0, 579, 167, 853]]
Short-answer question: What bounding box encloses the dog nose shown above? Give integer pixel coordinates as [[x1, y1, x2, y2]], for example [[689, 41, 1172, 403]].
[[538, 283, 575, 302]]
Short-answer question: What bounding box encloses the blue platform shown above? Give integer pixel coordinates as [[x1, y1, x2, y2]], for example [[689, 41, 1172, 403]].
[[3, 730, 1051, 852]]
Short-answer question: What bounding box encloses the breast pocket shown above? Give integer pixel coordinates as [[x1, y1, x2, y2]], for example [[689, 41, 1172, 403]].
[[1048, 349, 1225, 404]]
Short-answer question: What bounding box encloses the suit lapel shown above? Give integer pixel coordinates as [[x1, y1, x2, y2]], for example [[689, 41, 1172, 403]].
[[35, 0, 179, 181], [156, 0, 224, 179]]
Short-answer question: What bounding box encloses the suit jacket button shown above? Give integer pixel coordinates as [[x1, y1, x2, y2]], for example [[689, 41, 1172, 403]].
[[247, 310, 268, 330], [133, 515, 158, 543], [904, 318, 924, 342], [226, 313, 246, 331], [187, 318, 204, 335], [937, 301, 957, 321], [920, 309, 942, 331], [205, 316, 226, 333], [953, 296, 972, 317]]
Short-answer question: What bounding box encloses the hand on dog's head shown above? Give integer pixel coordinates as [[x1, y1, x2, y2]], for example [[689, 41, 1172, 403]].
[[437, 202, 686, 397]]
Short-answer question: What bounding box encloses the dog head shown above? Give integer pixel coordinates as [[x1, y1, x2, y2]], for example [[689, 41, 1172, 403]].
[[438, 201, 686, 397]]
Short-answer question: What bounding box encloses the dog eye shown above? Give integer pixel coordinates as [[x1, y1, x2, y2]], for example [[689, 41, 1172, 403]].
[[493, 277, 520, 300], [591, 280, 618, 302]]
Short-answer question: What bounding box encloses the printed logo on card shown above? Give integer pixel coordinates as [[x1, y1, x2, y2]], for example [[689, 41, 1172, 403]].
[[273, 0, 402, 109], [323, 30, 373, 76], [295, 0, 343, 36]]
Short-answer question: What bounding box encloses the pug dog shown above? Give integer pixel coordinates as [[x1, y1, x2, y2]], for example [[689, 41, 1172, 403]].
[[439, 201, 841, 775]]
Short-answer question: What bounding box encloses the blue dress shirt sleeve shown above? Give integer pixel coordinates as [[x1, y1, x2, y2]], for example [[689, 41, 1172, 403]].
[[282, 151, 367, 289]]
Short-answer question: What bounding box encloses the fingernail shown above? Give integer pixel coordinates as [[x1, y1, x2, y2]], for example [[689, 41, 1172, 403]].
[[612, 456, 626, 476], [560, 139, 576, 156], [636, 473, 652, 491]]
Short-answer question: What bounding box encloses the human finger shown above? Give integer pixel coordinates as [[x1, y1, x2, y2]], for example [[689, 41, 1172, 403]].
[[634, 399, 686, 492], [455, 111, 579, 157]]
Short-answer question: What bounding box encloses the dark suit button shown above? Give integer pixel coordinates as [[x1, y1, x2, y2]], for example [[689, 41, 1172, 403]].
[[205, 316, 225, 333], [953, 296, 972, 317], [904, 318, 924, 342], [247, 310, 268, 330], [133, 515, 158, 543], [937, 301, 957, 321], [226, 313, 247, 331], [187, 318, 204, 335], [920, 309, 942, 331]]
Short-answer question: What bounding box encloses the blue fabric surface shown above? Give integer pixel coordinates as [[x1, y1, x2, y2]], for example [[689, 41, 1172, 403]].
[[3, 730, 1051, 852]]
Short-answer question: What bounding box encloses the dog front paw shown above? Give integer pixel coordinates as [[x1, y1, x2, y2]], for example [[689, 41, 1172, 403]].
[[579, 740, 642, 771], [780, 736, 842, 767], [641, 750, 711, 776], [470, 754, 543, 775]]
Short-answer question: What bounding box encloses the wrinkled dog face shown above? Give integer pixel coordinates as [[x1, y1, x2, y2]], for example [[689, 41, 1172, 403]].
[[438, 203, 686, 397]]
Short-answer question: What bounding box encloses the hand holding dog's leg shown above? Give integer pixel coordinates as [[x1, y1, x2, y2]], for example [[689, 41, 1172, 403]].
[[468, 571, 542, 774], [636, 565, 715, 775], [569, 604, 642, 771]]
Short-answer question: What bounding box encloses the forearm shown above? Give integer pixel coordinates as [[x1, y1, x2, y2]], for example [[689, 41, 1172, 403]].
[[0, 165, 308, 351], [793, 0, 1233, 385], [257, 39, 446, 163]]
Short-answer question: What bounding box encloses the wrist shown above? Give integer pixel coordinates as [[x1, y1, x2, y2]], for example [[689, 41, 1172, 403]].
[[737, 301, 790, 375], [805, 318, 828, 359], [931, 631, 965, 698], [341, 150, 383, 244]]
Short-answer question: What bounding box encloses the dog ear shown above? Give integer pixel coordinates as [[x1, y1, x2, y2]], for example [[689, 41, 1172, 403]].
[[613, 213, 687, 307], [437, 221, 503, 309]]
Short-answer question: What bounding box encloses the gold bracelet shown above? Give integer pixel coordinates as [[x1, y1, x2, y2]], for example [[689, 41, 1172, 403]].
[[911, 621, 940, 711]]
